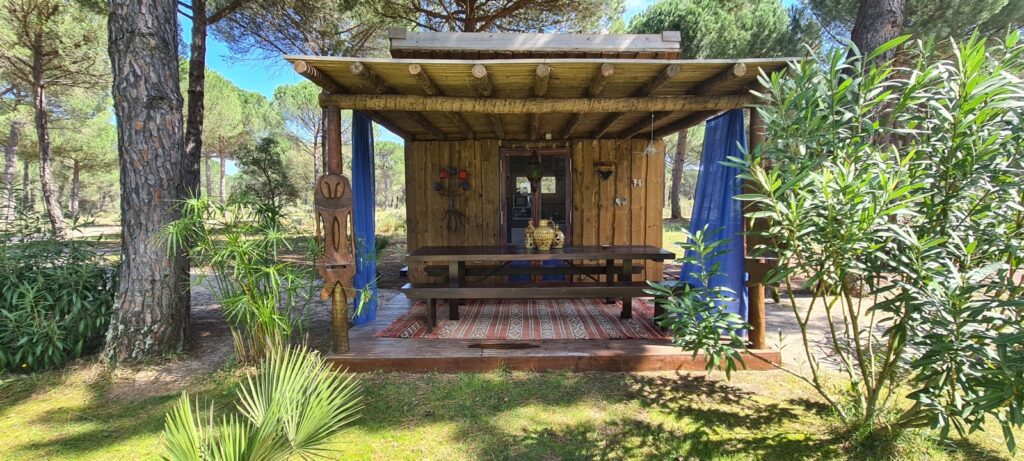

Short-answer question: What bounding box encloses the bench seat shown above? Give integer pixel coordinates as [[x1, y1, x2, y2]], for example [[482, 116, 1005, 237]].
[[401, 282, 665, 330]]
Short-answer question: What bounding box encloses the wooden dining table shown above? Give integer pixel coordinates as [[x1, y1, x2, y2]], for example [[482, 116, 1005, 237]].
[[402, 245, 676, 327]]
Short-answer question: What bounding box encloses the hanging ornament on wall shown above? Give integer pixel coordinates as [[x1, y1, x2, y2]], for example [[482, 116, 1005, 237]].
[[642, 112, 658, 156], [434, 165, 470, 232]]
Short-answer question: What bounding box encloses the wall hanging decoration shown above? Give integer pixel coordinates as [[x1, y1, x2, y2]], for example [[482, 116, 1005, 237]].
[[615, 197, 627, 207], [434, 166, 470, 232], [594, 161, 615, 180]]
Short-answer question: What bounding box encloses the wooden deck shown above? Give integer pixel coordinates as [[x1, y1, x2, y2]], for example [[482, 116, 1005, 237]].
[[326, 293, 782, 373]]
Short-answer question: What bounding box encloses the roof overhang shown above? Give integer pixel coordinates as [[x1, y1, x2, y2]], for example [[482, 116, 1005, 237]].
[[388, 29, 683, 60], [285, 55, 798, 141]]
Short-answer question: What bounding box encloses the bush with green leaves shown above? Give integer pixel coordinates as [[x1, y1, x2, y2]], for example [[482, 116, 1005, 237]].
[[0, 210, 116, 372], [646, 225, 749, 377], [163, 346, 362, 460], [163, 195, 317, 364], [738, 33, 1024, 452]]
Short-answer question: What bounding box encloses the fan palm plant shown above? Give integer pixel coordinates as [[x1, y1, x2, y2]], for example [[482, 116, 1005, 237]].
[[163, 346, 362, 460]]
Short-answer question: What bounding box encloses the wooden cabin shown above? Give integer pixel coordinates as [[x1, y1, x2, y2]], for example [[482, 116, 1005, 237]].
[[288, 30, 792, 371]]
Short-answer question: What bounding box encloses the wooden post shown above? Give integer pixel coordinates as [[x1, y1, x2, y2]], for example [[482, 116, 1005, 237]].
[[746, 108, 767, 350], [331, 284, 349, 353], [323, 103, 349, 353]]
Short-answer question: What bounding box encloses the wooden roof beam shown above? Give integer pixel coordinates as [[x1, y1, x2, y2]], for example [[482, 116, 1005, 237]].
[[471, 64, 503, 137], [534, 64, 551, 97], [560, 113, 582, 140], [588, 63, 615, 97], [408, 63, 438, 95], [406, 112, 446, 139], [293, 60, 343, 93], [689, 63, 746, 95], [360, 111, 413, 140], [652, 110, 723, 138], [619, 111, 672, 139], [593, 63, 680, 138], [562, 64, 614, 139], [320, 93, 753, 113], [409, 63, 474, 139], [472, 64, 493, 97], [350, 62, 390, 94]]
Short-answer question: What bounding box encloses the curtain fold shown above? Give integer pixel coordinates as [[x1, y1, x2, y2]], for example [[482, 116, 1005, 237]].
[[678, 109, 748, 322], [351, 111, 377, 325]]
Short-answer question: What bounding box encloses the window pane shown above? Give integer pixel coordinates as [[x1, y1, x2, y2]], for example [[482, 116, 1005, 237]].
[[515, 177, 530, 193], [541, 176, 556, 194]]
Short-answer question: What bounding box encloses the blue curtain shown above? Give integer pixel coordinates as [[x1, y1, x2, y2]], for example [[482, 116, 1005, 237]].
[[351, 111, 377, 325], [678, 110, 748, 322]]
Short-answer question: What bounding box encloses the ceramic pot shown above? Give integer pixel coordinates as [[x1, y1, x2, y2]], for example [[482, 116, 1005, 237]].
[[552, 223, 565, 249], [524, 221, 535, 249], [534, 219, 555, 251]]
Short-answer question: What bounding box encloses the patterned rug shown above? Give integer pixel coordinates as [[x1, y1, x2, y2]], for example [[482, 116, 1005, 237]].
[[377, 298, 671, 340]]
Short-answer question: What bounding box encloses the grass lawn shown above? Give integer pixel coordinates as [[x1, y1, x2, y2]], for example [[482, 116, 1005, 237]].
[[1, 363, 1018, 460]]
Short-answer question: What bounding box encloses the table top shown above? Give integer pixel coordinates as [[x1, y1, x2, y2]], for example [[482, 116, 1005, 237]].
[[406, 245, 676, 262]]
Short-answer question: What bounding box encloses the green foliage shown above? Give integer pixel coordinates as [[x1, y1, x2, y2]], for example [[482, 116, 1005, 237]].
[[232, 137, 301, 219], [628, 0, 819, 58], [738, 33, 1024, 453], [163, 195, 315, 364], [162, 346, 362, 460], [806, 0, 1024, 42], [646, 226, 748, 378], [373, 0, 625, 33], [375, 207, 406, 235], [0, 210, 116, 372]]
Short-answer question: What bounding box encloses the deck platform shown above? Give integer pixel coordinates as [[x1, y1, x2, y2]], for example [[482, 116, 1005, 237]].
[[326, 293, 781, 373]]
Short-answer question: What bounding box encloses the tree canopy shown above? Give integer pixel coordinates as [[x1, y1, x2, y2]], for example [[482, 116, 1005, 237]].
[[628, 0, 820, 58], [807, 0, 1024, 42], [372, 0, 625, 33]]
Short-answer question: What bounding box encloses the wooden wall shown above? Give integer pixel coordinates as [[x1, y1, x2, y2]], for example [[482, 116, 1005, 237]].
[[405, 138, 665, 282]]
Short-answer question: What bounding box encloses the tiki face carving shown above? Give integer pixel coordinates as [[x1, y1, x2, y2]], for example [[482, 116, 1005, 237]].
[[315, 174, 356, 299]]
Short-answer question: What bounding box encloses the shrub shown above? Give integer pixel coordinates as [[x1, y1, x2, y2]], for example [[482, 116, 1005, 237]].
[[0, 212, 116, 372], [163, 346, 362, 460], [738, 33, 1024, 453], [646, 226, 748, 377], [163, 196, 316, 364], [375, 208, 406, 235]]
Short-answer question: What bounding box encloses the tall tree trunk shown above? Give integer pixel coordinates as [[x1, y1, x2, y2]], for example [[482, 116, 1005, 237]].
[[218, 142, 227, 202], [105, 0, 189, 363], [184, 0, 206, 200], [70, 159, 80, 219], [669, 129, 687, 220], [3, 120, 21, 221], [204, 154, 212, 197], [21, 155, 30, 211], [850, 0, 906, 63], [31, 67, 67, 238]]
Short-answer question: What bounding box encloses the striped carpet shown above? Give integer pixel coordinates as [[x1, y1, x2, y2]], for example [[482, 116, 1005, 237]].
[[377, 298, 670, 340]]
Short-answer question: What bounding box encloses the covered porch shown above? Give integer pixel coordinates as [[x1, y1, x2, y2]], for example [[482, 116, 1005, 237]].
[[289, 30, 791, 372]]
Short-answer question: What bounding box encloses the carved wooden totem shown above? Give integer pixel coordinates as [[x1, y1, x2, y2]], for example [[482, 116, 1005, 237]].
[[316, 173, 356, 300]]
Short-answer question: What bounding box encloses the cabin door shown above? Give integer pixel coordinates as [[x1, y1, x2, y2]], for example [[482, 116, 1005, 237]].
[[499, 148, 572, 246]]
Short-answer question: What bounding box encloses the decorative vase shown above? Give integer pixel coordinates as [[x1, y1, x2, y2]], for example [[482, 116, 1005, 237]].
[[534, 219, 555, 251], [552, 223, 565, 249], [524, 221, 535, 249]]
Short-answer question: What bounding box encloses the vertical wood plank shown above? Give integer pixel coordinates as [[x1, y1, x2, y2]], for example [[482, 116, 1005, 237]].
[[629, 139, 647, 281], [645, 140, 666, 281], [613, 140, 629, 246], [598, 140, 614, 246]]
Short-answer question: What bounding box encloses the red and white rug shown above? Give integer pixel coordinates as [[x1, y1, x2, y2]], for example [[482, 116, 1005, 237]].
[[377, 298, 671, 340]]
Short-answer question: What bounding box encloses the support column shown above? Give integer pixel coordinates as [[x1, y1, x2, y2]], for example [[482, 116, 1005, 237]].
[[745, 108, 767, 350], [321, 103, 352, 353]]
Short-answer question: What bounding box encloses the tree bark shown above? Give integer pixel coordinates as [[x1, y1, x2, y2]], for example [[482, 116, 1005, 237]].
[[669, 129, 687, 220], [31, 73, 67, 238], [3, 120, 22, 222], [21, 155, 30, 211], [850, 0, 906, 63], [218, 140, 227, 202], [70, 159, 80, 219], [204, 154, 212, 197], [105, 0, 189, 363], [184, 0, 206, 200]]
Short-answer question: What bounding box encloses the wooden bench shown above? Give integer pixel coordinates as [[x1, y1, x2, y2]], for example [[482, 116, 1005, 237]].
[[422, 263, 644, 279], [401, 281, 665, 331]]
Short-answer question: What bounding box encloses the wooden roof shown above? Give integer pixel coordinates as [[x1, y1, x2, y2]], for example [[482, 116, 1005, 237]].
[[285, 55, 796, 142], [388, 29, 683, 60]]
